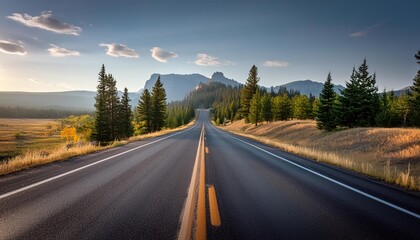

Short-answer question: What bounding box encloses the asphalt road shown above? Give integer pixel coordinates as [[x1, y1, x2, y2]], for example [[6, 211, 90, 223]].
[[204, 114, 420, 239], [0, 116, 202, 240], [1, 110, 419, 239]]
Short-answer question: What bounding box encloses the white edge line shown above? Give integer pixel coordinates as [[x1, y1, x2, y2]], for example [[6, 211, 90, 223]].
[[210, 123, 420, 220], [0, 122, 199, 200]]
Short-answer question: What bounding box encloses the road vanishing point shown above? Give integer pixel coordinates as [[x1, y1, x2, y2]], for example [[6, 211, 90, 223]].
[[0, 110, 419, 239]]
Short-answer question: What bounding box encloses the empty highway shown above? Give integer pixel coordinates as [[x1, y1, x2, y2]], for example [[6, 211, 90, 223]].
[[0, 110, 419, 239]]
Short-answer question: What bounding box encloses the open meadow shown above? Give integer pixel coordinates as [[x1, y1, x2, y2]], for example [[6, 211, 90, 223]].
[[222, 120, 420, 190], [0, 118, 196, 176], [0, 118, 65, 161]]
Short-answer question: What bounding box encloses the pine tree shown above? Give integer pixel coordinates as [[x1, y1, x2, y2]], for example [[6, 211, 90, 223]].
[[338, 68, 361, 128], [272, 94, 292, 121], [338, 60, 378, 128], [357, 60, 380, 126], [408, 70, 420, 127], [151, 76, 167, 132], [240, 65, 259, 122], [137, 89, 153, 133], [249, 88, 262, 126], [93, 64, 111, 143], [409, 51, 420, 126], [119, 87, 134, 138], [317, 72, 337, 131], [105, 74, 120, 140], [261, 93, 273, 122]]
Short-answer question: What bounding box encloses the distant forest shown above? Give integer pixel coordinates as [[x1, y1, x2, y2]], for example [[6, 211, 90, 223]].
[[175, 53, 420, 130], [1, 51, 419, 144], [0, 106, 93, 119]]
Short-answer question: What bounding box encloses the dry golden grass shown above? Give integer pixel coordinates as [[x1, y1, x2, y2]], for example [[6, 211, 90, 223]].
[[0, 119, 196, 176], [0, 118, 64, 160], [0, 143, 100, 176], [222, 120, 420, 190]]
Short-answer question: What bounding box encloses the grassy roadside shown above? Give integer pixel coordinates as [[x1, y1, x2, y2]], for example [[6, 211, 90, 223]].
[[218, 120, 420, 191], [0, 120, 196, 176]]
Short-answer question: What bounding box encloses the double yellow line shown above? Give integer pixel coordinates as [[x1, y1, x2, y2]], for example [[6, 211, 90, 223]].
[[178, 124, 221, 240]]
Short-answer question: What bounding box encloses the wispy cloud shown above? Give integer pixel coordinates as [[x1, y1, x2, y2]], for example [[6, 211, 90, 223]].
[[0, 40, 27, 55], [349, 23, 382, 37], [28, 78, 42, 84], [48, 44, 80, 57], [194, 53, 234, 66], [99, 43, 139, 58], [7, 11, 82, 35], [263, 60, 289, 67], [150, 47, 177, 63]]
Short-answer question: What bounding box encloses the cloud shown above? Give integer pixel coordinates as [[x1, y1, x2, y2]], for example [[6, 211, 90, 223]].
[[99, 43, 139, 58], [263, 60, 289, 67], [7, 11, 81, 35], [28, 78, 42, 83], [194, 53, 234, 66], [0, 40, 27, 55], [48, 44, 80, 57], [349, 23, 382, 37], [150, 47, 178, 63]]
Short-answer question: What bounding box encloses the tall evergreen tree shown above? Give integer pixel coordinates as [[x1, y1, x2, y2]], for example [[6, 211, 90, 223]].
[[240, 65, 259, 121], [151, 76, 167, 131], [261, 93, 273, 122], [357, 60, 380, 126], [338, 60, 378, 127], [119, 87, 134, 138], [93, 64, 111, 143], [408, 70, 420, 127], [338, 68, 361, 128], [105, 74, 120, 140], [249, 88, 263, 126], [317, 72, 337, 131], [137, 89, 153, 133], [409, 51, 420, 126]]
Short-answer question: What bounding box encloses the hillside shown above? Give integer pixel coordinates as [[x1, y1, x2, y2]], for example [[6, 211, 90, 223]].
[[222, 120, 420, 189], [143, 72, 240, 101], [272, 80, 345, 96], [0, 74, 409, 111]]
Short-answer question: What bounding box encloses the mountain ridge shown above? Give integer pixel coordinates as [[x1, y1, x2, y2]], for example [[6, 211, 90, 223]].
[[0, 72, 407, 111]]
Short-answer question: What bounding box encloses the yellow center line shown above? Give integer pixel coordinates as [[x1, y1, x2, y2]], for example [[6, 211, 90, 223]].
[[205, 147, 209, 154], [196, 125, 206, 240], [178, 124, 205, 240], [208, 185, 221, 227]]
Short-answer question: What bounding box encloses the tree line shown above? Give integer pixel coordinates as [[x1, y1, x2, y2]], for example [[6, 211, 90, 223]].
[[233, 51, 420, 130], [316, 52, 420, 131], [231, 65, 319, 126], [0, 106, 92, 119], [93, 64, 134, 143], [93, 65, 195, 144], [134, 76, 168, 134]]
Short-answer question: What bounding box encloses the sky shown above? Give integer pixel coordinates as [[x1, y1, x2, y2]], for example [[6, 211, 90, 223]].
[[0, 0, 419, 93]]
